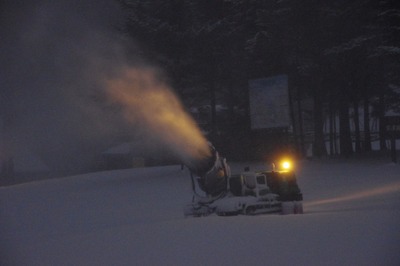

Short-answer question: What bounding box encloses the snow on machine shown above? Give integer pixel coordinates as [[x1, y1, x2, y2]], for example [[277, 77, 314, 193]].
[[184, 144, 303, 217]]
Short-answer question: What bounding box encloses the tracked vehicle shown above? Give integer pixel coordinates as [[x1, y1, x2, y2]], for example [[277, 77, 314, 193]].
[[184, 144, 303, 217]]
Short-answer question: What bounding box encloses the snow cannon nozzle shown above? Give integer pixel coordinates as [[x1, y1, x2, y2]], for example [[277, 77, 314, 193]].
[[186, 142, 230, 197], [186, 143, 218, 178]]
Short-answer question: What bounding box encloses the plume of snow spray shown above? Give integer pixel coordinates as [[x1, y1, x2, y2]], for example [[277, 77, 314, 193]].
[[1, 0, 210, 172], [105, 67, 211, 165], [305, 181, 400, 207]]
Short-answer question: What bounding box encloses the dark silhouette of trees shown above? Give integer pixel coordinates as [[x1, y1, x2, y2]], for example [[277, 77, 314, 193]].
[[119, 0, 400, 158]]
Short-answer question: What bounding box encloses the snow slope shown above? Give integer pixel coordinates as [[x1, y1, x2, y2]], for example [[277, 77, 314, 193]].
[[1, 160, 399, 266]]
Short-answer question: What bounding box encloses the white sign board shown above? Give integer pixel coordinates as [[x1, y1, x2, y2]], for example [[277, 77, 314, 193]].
[[248, 75, 290, 130]]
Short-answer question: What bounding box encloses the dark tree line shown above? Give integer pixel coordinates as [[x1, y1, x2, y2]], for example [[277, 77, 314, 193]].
[[119, 0, 400, 158]]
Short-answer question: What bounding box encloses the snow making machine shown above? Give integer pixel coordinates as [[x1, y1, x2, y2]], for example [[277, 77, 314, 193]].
[[184, 144, 303, 217]]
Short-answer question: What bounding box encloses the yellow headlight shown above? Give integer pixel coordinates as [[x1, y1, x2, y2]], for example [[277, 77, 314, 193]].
[[281, 160, 291, 170]]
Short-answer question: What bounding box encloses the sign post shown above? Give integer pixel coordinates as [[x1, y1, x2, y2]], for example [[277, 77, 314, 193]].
[[248, 75, 290, 130], [383, 116, 400, 163]]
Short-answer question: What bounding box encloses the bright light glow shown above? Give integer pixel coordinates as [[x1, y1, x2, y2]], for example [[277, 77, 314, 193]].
[[281, 160, 291, 170]]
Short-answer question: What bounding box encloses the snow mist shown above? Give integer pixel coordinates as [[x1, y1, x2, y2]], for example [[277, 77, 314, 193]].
[[0, 0, 210, 173], [105, 67, 211, 164]]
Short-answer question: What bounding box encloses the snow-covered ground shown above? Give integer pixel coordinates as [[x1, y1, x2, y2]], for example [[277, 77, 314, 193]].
[[1, 159, 399, 266]]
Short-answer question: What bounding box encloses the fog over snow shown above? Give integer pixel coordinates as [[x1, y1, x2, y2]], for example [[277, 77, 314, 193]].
[[1, 0, 209, 175], [0, 159, 399, 266], [0, 0, 128, 172]]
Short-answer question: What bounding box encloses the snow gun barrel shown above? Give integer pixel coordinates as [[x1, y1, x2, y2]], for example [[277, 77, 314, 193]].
[[187, 143, 218, 178], [186, 143, 229, 197]]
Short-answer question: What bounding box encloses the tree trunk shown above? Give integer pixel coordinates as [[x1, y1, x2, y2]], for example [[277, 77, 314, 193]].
[[353, 100, 361, 153], [339, 99, 353, 156], [333, 110, 338, 155], [210, 85, 217, 139], [329, 100, 337, 156], [313, 88, 327, 157], [288, 79, 302, 157], [297, 91, 305, 156], [378, 92, 387, 150], [363, 96, 372, 152]]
